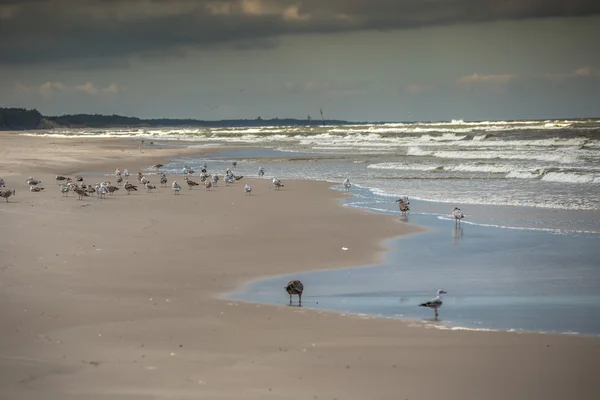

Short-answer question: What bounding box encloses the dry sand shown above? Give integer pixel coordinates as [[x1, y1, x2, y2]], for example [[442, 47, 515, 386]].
[[1, 133, 599, 400]]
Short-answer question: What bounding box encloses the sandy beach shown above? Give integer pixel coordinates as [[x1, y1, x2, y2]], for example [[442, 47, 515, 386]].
[[1, 133, 599, 400]]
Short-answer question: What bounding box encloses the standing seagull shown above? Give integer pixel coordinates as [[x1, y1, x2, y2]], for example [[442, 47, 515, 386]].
[[452, 207, 464, 224], [419, 290, 447, 320], [0, 177, 5, 188], [285, 280, 304, 306], [244, 184, 252, 195], [396, 197, 410, 216], [172, 181, 182, 195], [258, 166, 264, 178], [0, 189, 16, 202], [145, 182, 156, 192], [272, 177, 284, 190], [160, 174, 168, 187], [184, 177, 199, 190], [343, 178, 351, 192], [124, 181, 138, 195]]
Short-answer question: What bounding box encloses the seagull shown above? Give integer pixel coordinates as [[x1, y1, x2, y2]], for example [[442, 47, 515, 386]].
[[272, 177, 284, 190], [419, 290, 447, 320], [153, 164, 164, 169], [244, 184, 252, 195], [0, 189, 16, 202], [116, 175, 123, 185], [29, 185, 44, 192], [160, 174, 168, 187], [26, 177, 42, 186], [184, 177, 199, 189], [258, 166, 264, 178], [0, 177, 5, 188], [55, 175, 68, 181], [396, 196, 410, 216], [285, 280, 304, 306], [204, 180, 212, 190], [224, 175, 235, 186], [343, 178, 351, 192], [145, 182, 156, 192], [60, 184, 69, 197], [211, 175, 218, 186], [98, 185, 108, 199], [123, 181, 138, 195], [232, 161, 237, 167], [452, 207, 464, 224], [72, 186, 89, 200], [172, 181, 182, 194]]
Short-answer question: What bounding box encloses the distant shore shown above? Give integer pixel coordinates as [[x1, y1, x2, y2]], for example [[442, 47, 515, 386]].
[[2, 106, 598, 131]]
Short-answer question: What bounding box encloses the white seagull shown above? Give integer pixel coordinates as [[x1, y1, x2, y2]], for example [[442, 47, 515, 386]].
[[272, 177, 284, 190], [160, 174, 168, 187], [452, 207, 464, 224], [172, 180, 182, 195], [258, 166, 265, 178], [419, 289, 447, 320], [244, 184, 252, 195]]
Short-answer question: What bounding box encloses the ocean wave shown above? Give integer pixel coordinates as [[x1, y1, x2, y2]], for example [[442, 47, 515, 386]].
[[541, 172, 600, 184], [436, 216, 600, 236]]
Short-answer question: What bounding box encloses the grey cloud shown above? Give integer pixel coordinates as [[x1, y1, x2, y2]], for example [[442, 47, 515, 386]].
[[1, 0, 599, 66]]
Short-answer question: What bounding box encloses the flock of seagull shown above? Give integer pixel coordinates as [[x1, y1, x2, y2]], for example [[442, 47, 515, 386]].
[[1, 164, 462, 320], [0, 163, 291, 203]]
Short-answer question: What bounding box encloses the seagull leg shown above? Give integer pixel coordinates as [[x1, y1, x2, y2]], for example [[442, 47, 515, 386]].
[[434, 309, 439, 320], [298, 294, 302, 307], [289, 294, 292, 306]]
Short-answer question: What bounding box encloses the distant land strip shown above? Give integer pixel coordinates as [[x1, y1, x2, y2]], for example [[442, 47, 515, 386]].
[[0, 107, 358, 131]]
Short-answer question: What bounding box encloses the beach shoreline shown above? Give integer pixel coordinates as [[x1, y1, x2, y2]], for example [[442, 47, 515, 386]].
[[2, 133, 599, 400]]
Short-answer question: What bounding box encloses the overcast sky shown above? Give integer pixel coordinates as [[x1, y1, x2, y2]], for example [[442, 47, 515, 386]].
[[1, 0, 599, 122]]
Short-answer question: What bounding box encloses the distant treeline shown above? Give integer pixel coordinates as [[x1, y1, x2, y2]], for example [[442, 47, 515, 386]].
[[0, 107, 354, 131]]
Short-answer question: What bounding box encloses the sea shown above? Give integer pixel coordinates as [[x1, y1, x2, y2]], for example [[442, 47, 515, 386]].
[[24, 118, 600, 335]]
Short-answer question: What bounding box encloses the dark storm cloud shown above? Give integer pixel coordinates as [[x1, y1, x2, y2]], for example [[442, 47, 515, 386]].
[[1, 0, 599, 66]]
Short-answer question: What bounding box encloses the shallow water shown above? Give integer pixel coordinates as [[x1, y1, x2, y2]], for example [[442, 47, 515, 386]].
[[226, 187, 600, 335]]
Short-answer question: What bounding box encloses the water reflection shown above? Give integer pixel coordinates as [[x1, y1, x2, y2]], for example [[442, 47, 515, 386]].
[[452, 225, 464, 244]]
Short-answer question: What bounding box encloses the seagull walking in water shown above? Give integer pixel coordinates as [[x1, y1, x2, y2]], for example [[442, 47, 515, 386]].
[[285, 280, 304, 306], [419, 290, 447, 320], [396, 196, 410, 216], [258, 166, 264, 178], [343, 178, 351, 192], [452, 207, 464, 224]]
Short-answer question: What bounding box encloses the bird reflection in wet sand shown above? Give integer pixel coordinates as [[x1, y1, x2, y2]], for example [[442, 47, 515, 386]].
[[452, 225, 464, 244]]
